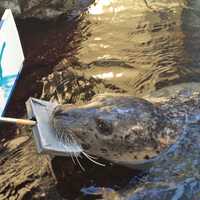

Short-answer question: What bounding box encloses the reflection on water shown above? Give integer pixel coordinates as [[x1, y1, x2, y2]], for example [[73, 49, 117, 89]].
[[89, 0, 113, 15], [70, 0, 200, 96]]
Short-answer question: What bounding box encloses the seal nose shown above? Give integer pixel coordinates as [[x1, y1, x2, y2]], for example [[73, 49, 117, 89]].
[[52, 106, 69, 118], [56, 111, 69, 117], [52, 106, 82, 124]]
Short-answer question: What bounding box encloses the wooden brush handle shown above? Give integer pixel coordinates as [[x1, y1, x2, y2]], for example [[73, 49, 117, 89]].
[[0, 117, 36, 126]]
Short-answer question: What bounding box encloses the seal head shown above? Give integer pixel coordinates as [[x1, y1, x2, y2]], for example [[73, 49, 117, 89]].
[[51, 94, 177, 164]]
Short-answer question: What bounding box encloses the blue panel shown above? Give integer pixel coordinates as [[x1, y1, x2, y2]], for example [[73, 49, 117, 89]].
[[0, 42, 6, 81], [0, 20, 4, 29], [0, 10, 24, 116]]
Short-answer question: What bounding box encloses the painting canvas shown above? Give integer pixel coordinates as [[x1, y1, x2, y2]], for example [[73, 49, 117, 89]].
[[0, 9, 24, 116]]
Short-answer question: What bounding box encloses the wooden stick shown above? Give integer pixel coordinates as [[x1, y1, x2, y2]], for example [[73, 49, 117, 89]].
[[0, 117, 36, 126]]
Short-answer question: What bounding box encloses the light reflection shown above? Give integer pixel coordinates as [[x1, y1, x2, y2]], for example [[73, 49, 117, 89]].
[[89, 0, 112, 15], [88, 0, 142, 15], [94, 37, 102, 41], [97, 55, 112, 59], [99, 44, 110, 48], [93, 72, 124, 79], [88, 0, 126, 15]]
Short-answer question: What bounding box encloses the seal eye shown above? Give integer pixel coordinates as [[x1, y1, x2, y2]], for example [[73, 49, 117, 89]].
[[95, 118, 113, 136]]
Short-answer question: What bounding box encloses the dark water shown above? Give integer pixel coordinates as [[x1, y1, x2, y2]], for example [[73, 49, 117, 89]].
[[71, 0, 200, 96], [2, 0, 200, 199]]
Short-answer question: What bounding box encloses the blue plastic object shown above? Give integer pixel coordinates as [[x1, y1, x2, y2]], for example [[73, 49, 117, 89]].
[[0, 10, 24, 116]]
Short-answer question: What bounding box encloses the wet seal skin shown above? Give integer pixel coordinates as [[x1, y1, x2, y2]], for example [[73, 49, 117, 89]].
[[50, 93, 178, 166]]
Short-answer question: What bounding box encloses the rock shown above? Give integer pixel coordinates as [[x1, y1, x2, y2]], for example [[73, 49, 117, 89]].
[[4, 136, 29, 150], [0, 0, 93, 19], [0, 137, 62, 200]]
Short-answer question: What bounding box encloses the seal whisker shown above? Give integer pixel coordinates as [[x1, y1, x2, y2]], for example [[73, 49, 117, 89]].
[[82, 151, 106, 167], [69, 150, 77, 166], [68, 135, 86, 171], [61, 135, 77, 166], [77, 152, 83, 159], [56, 129, 80, 167], [84, 153, 98, 160], [74, 151, 85, 171], [59, 128, 106, 167]]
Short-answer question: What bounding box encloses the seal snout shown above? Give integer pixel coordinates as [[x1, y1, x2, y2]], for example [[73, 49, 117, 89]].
[[52, 106, 72, 120], [54, 110, 69, 117], [52, 106, 63, 116]]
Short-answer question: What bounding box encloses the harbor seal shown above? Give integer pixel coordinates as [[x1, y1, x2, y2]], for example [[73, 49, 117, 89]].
[[51, 93, 179, 167]]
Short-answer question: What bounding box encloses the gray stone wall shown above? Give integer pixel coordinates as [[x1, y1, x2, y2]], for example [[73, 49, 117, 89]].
[[0, 0, 93, 19]]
